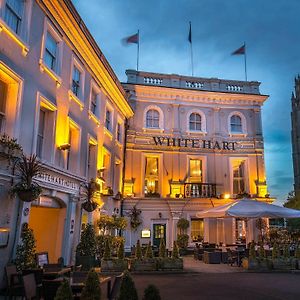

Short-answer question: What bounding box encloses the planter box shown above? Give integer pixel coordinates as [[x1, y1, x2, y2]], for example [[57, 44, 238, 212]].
[[76, 255, 96, 271], [131, 258, 157, 271], [157, 258, 183, 270], [272, 258, 296, 270], [242, 258, 272, 271], [101, 258, 128, 272]]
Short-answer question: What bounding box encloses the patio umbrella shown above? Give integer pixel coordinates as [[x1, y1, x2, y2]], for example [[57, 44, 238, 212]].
[[196, 198, 300, 219]]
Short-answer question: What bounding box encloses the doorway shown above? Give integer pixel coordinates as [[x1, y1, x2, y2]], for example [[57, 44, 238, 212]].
[[29, 204, 66, 263], [153, 224, 166, 248]]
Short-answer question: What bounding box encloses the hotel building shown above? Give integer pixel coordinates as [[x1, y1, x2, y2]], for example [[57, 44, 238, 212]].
[[122, 70, 270, 250], [0, 0, 133, 283]]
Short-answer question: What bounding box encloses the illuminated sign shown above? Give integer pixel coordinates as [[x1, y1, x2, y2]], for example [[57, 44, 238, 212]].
[[141, 229, 151, 238], [153, 136, 237, 151]]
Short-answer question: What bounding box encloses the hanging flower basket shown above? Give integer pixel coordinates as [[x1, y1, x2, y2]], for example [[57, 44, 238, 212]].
[[14, 183, 42, 202], [82, 200, 98, 212]]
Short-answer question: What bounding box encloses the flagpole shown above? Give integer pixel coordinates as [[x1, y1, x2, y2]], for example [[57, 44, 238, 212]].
[[244, 42, 247, 81], [137, 30, 140, 71], [189, 22, 194, 76]]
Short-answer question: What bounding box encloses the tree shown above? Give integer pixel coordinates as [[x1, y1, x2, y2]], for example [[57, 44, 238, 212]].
[[159, 238, 166, 258], [135, 240, 142, 260], [118, 271, 138, 300], [143, 284, 161, 300], [117, 239, 124, 259], [15, 223, 37, 271], [80, 269, 101, 300], [145, 241, 153, 259], [54, 279, 73, 300], [76, 223, 96, 257], [172, 241, 179, 259], [284, 191, 300, 230], [103, 238, 111, 260]]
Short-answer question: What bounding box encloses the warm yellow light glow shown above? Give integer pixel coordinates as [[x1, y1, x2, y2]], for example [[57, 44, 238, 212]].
[[69, 91, 84, 110], [39, 60, 61, 87], [224, 193, 230, 199]]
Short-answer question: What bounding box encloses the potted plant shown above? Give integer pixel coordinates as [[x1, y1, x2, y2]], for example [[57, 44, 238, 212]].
[[158, 241, 183, 271], [15, 223, 37, 271], [242, 241, 260, 270], [177, 218, 190, 255], [54, 279, 73, 300], [131, 241, 156, 271], [80, 179, 100, 212], [11, 154, 43, 202], [76, 223, 97, 270], [118, 271, 138, 300], [129, 206, 142, 231], [80, 269, 101, 300]]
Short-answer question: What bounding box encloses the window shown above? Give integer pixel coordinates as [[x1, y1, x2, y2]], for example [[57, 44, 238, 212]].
[[235, 219, 246, 243], [87, 140, 97, 179], [0, 80, 7, 132], [72, 66, 81, 97], [189, 113, 201, 131], [44, 32, 57, 71], [4, 0, 24, 35], [90, 89, 97, 115], [189, 159, 202, 182], [146, 109, 159, 128], [102, 150, 111, 186], [191, 219, 204, 242], [117, 123, 122, 142], [230, 115, 242, 133], [105, 109, 111, 131], [66, 119, 81, 173], [36, 109, 45, 158], [144, 157, 159, 196], [233, 160, 245, 194]]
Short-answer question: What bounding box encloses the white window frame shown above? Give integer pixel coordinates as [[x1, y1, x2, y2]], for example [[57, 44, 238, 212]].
[[186, 109, 207, 134], [104, 101, 114, 138], [115, 116, 123, 146], [228, 111, 247, 137], [88, 80, 101, 125], [0, 0, 32, 44], [86, 134, 98, 179], [229, 157, 249, 196], [39, 19, 63, 87], [143, 105, 164, 132], [186, 155, 207, 183], [33, 92, 57, 163]]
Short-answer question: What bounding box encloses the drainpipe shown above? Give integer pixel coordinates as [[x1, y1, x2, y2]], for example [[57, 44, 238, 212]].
[[120, 118, 129, 218]]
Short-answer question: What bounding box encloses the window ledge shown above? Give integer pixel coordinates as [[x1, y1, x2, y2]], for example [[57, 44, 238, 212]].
[[104, 127, 113, 140], [39, 59, 61, 87], [0, 19, 29, 56], [68, 90, 84, 111], [115, 139, 123, 148], [88, 110, 100, 126], [229, 133, 247, 138], [142, 127, 164, 133], [187, 130, 207, 136]]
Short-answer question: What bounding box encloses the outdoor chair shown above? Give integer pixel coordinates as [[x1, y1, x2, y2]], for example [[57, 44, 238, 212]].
[[71, 271, 88, 283], [203, 251, 221, 264], [226, 248, 238, 266], [23, 273, 38, 300], [5, 264, 24, 299], [43, 264, 62, 272], [108, 273, 124, 300], [42, 279, 62, 300]]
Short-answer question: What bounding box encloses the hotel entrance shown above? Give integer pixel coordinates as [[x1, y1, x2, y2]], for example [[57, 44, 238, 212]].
[[153, 224, 166, 247], [29, 197, 66, 263]]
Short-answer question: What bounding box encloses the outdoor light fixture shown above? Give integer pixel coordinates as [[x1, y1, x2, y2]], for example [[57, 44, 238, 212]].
[[224, 193, 230, 199], [58, 143, 71, 150]]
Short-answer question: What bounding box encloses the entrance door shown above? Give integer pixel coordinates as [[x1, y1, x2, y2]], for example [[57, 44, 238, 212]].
[[153, 224, 166, 248]]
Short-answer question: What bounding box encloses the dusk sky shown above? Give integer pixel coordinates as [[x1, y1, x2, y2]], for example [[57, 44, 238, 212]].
[[73, 0, 300, 204]]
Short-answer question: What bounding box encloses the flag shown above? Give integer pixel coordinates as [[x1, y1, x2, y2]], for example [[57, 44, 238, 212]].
[[188, 22, 192, 43], [122, 32, 139, 45], [232, 44, 245, 55]]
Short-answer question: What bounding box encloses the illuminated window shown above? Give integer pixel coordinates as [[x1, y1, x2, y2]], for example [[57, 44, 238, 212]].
[[66, 120, 81, 173], [4, 0, 24, 35], [44, 32, 57, 71], [146, 109, 159, 128], [90, 89, 97, 115], [144, 157, 159, 196], [36, 109, 45, 158], [233, 160, 245, 194], [72, 66, 81, 97], [191, 219, 204, 242], [189, 113, 201, 131], [230, 115, 242, 133], [87, 140, 97, 179], [189, 159, 202, 182], [0, 80, 7, 132], [102, 150, 111, 186], [236, 218, 246, 243]]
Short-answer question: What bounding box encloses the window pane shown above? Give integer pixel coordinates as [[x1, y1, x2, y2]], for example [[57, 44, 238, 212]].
[[36, 110, 46, 158], [146, 109, 159, 128], [190, 159, 202, 179], [105, 110, 111, 130], [145, 157, 158, 176], [91, 90, 97, 114], [72, 66, 81, 96], [230, 115, 242, 133], [189, 113, 201, 131], [191, 219, 204, 242], [5, 0, 24, 34]]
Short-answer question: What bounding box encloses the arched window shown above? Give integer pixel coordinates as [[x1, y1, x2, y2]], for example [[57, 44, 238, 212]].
[[230, 115, 242, 133], [189, 113, 202, 131], [146, 109, 159, 128]]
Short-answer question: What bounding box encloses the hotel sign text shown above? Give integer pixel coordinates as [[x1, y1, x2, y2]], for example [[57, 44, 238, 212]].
[[153, 136, 237, 151]]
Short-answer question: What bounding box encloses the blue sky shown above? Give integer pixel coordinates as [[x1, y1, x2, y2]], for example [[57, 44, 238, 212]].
[[73, 0, 300, 204]]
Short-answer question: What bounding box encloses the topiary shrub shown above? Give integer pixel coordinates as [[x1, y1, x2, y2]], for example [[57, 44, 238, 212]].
[[76, 224, 96, 257], [159, 238, 166, 258], [15, 223, 37, 271], [272, 243, 280, 259], [172, 241, 179, 259], [143, 284, 161, 300], [249, 241, 256, 260], [145, 241, 153, 259], [117, 239, 124, 259], [283, 244, 290, 258], [103, 238, 111, 260], [54, 279, 73, 300], [118, 271, 138, 300], [176, 234, 189, 250], [80, 269, 101, 300], [135, 240, 142, 260], [258, 243, 266, 260]]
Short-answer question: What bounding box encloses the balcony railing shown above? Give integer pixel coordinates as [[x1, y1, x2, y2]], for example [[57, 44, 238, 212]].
[[184, 183, 217, 198]]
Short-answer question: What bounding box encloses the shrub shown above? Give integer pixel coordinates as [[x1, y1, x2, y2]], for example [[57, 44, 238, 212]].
[[143, 284, 161, 300], [118, 271, 138, 300], [177, 218, 189, 235], [135, 240, 142, 260], [76, 224, 96, 257], [15, 223, 37, 271], [272, 243, 280, 259], [80, 269, 101, 300], [295, 245, 300, 259], [283, 244, 290, 258], [117, 239, 124, 259], [145, 241, 153, 259], [172, 241, 179, 259], [54, 279, 73, 300], [258, 243, 265, 260], [249, 241, 256, 260], [159, 238, 166, 258], [177, 234, 189, 249], [103, 238, 111, 260]]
